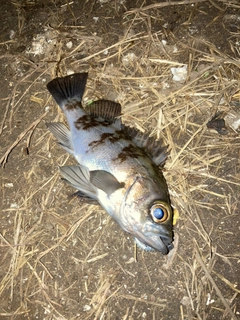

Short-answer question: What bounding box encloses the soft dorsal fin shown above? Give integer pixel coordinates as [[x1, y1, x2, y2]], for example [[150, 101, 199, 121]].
[[122, 125, 169, 167], [85, 99, 122, 122]]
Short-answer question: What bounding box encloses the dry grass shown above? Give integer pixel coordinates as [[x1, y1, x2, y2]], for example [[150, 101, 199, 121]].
[[0, 0, 239, 319]]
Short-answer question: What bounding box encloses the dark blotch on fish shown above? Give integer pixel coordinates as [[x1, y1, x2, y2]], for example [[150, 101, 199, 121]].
[[88, 133, 113, 147], [75, 115, 110, 130], [116, 144, 144, 162], [65, 101, 82, 111], [89, 131, 126, 148]]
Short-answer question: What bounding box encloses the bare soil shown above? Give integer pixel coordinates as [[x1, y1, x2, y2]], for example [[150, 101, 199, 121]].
[[0, 1, 239, 319]]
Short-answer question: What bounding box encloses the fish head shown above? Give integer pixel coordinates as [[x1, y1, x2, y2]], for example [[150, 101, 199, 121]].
[[119, 175, 174, 255]]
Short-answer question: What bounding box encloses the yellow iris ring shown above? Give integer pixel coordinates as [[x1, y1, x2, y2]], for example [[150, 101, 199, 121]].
[[150, 201, 172, 223]]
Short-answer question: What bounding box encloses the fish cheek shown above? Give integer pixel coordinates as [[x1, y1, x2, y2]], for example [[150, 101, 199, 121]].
[[123, 191, 150, 228]]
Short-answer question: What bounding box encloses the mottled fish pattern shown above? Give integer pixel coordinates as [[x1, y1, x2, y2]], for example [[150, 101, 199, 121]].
[[47, 73, 174, 254]]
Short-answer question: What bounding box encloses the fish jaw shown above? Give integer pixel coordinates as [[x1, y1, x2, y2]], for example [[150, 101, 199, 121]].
[[124, 207, 173, 254], [138, 220, 173, 254]]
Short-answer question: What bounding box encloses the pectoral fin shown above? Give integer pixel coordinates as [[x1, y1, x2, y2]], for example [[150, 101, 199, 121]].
[[90, 170, 125, 196]]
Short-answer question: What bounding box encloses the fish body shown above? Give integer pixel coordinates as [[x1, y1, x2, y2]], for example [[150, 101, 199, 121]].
[[47, 73, 174, 254]]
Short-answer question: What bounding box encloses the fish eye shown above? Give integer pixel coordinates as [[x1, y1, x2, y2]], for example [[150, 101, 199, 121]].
[[150, 201, 171, 223]]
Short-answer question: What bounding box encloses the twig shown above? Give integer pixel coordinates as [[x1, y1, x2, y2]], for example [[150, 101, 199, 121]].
[[126, 0, 239, 14], [194, 244, 238, 320], [0, 111, 48, 167], [0, 61, 40, 135]]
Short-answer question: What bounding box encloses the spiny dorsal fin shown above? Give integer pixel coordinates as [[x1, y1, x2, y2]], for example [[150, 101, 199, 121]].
[[122, 125, 169, 167], [85, 99, 122, 123]]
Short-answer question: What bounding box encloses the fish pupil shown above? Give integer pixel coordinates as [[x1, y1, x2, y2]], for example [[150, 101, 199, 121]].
[[153, 207, 164, 220]]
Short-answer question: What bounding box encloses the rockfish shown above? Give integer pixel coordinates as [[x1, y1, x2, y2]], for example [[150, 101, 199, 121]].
[[47, 73, 174, 254]]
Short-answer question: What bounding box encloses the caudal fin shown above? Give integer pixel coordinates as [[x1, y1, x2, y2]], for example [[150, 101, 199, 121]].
[[47, 73, 88, 108]]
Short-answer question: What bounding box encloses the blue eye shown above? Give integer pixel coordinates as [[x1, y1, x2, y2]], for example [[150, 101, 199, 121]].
[[153, 208, 164, 220], [150, 201, 170, 223]]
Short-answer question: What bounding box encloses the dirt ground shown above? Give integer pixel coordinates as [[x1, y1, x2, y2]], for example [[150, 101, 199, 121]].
[[0, 0, 239, 319]]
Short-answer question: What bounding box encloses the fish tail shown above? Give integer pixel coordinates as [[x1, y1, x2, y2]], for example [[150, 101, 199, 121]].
[[47, 73, 88, 109]]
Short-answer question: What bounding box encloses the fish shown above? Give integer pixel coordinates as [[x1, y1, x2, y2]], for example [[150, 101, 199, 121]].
[[46, 73, 174, 254]]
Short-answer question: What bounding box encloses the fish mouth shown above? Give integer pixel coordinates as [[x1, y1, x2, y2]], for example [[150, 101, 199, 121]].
[[150, 235, 173, 254], [159, 235, 174, 254], [139, 223, 174, 254], [135, 233, 173, 254]]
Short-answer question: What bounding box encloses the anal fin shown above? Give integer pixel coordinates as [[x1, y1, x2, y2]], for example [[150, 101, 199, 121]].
[[47, 122, 73, 154]]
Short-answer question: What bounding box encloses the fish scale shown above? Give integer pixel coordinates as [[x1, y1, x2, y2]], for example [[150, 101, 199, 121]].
[[72, 113, 150, 180], [47, 72, 174, 254]]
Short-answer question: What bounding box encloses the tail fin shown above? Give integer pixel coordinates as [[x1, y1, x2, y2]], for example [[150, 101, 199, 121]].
[[47, 73, 88, 108]]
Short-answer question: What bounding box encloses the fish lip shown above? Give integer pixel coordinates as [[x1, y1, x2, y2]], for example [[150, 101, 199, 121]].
[[136, 233, 173, 254], [141, 222, 173, 254], [155, 238, 169, 254], [153, 236, 173, 254], [159, 235, 174, 254]]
